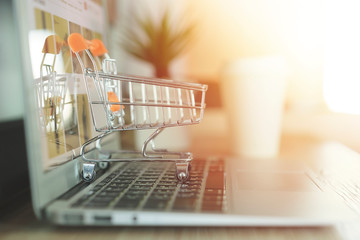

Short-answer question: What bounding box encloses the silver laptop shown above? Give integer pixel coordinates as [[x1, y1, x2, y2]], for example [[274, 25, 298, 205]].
[[15, 0, 360, 226]]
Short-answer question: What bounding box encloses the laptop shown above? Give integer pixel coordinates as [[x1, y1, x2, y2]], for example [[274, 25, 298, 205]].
[[14, 0, 360, 226]]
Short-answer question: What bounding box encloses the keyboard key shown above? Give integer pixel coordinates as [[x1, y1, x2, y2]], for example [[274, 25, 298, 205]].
[[141, 177, 159, 181], [108, 183, 129, 188], [176, 192, 199, 199], [158, 181, 177, 186], [112, 180, 133, 184], [115, 177, 136, 181], [155, 185, 177, 191], [103, 187, 121, 192], [127, 190, 149, 197], [205, 172, 224, 189], [189, 176, 203, 181], [204, 189, 223, 196], [188, 180, 203, 185], [143, 199, 169, 210], [98, 191, 120, 198], [134, 181, 155, 186], [160, 178, 176, 182], [149, 193, 173, 201], [96, 181, 107, 187], [129, 185, 151, 191], [153, 189, 176, 194], [102, 177, 113, 183], [178, 188, 201, 194], [179, 184, 202, 190], [122, 194, 145, 201], [172, 198, 196, 211]]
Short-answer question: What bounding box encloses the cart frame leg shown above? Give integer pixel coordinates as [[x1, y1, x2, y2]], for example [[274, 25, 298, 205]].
[[141, 127, 165, 158]]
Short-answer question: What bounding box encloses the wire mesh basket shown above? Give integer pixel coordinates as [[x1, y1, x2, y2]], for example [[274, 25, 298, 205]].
[[35, 35, 68, 149], [68, 33, 208, 182]]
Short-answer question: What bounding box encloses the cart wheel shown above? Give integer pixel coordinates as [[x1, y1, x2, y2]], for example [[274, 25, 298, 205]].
[[82, 162, 96, 182], [82, 169, 96, 182], [176, 162, 190, 182], [98, 162, 109, 170]]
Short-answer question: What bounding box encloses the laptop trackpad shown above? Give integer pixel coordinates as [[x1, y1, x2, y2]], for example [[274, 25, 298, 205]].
[[236, 171, 321, 192], [230, 172, 355, 218]]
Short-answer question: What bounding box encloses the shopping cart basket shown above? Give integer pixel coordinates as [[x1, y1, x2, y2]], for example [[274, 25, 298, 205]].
[[68, 33, 208, 182]]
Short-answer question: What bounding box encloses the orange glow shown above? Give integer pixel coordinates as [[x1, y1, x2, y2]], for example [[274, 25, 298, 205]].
[[186, 0, 323, 107]]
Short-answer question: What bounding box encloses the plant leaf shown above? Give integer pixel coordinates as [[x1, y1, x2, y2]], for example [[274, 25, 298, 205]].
[[120, 6, 195, 71]]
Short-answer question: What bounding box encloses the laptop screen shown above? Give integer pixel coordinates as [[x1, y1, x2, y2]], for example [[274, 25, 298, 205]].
[[25, 0, 106, 171]]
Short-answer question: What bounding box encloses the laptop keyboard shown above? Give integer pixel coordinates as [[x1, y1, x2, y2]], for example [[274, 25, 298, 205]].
[[71, 159, 225, 212]]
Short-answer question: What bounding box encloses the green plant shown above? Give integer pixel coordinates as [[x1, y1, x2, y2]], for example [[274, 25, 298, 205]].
[[121, 9, 194, 78]]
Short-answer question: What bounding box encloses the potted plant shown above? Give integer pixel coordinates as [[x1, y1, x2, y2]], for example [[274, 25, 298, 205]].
[[120, 8, 195, 79]]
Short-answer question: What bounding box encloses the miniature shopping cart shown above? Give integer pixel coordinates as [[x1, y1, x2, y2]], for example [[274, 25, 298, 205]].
[[68, 33, 208, 182]]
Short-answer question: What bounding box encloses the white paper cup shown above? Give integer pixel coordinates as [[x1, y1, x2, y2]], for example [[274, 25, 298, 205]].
[[221, 56, 287, 158]]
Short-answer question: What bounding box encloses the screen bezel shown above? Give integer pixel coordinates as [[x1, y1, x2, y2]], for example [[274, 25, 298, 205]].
[[14, 0, 108, 218]]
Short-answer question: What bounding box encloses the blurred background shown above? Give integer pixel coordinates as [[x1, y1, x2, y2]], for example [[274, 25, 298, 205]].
[[105, 0, 360, 154], [1, 0, 360, 211], [2, 0, 360, 159]]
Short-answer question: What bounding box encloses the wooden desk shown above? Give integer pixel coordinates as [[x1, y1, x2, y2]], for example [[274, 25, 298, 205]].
[[1, 135, 360, 240]]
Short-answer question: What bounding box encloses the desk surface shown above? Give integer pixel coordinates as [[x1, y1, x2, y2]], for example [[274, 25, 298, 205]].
[[1, 134, 360, 240]]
